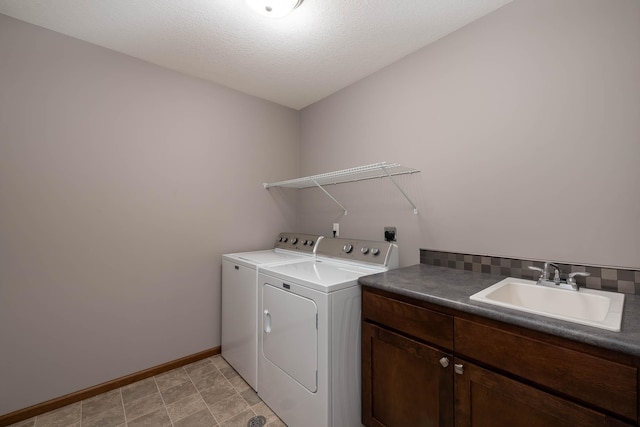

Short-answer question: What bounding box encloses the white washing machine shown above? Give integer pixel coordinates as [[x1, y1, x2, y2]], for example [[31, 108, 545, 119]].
[[221, 232, 323, 391], [258, 237, 398, 427]]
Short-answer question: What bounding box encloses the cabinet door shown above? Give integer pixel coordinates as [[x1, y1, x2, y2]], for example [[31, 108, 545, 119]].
[[362, 322, 453, 427], [454, 359, 631, 427], [455, 318, 637, 421]]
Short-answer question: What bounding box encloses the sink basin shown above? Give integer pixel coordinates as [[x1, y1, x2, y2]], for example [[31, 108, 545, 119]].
[[470, 277, 624, 331]]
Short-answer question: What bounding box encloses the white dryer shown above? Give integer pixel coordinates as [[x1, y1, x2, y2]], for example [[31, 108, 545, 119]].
[[221, 232, 322, 391], [258, 237, 398, 427]]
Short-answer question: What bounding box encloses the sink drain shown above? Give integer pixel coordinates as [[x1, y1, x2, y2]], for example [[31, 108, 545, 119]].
[[247, 415, 267, 427]]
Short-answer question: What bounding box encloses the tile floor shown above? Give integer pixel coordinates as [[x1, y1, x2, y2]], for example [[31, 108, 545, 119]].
[[8, 355, 286, 427]]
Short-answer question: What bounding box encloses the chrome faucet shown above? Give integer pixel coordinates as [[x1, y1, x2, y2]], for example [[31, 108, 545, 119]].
[[529, 262, 559, 283], [528, 262, 590, 291]]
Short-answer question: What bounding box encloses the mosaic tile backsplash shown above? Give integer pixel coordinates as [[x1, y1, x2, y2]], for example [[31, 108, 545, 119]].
[[420, 249, 640, 295]]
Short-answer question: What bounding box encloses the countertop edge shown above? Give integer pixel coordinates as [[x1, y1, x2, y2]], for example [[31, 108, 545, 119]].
[[359, 264, 640, 357]]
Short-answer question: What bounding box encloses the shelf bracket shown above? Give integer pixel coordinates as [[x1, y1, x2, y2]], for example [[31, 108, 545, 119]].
[[312, 179, 348, 215], [379, 165, 418, 214]]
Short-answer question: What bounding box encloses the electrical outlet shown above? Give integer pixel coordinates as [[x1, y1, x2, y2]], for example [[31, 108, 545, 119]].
[[333, 223, 339, 237], [384, 226, 397, 242]]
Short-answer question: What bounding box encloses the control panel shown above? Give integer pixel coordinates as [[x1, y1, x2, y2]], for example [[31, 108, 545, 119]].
[[273, 232, 323, 254], [316, 237, 398, 267]]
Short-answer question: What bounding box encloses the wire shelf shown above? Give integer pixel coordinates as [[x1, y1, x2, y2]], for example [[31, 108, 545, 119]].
[[263, 162, 420, 215], [263, 162, 419, 189]]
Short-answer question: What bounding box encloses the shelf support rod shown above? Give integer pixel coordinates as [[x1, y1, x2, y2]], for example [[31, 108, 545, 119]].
[[380, 166, 419, 214], [312, 179, 348, 215]]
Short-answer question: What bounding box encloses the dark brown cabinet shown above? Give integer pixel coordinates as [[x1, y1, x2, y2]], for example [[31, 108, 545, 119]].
[[454, 359, 625, 427], [362, 322, 453, 427], [362, 287, 638, 427], [455, 317, 637, 424]]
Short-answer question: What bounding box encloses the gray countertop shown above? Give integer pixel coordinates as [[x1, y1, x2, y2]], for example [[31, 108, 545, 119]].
[[358, 263, 640, 357]]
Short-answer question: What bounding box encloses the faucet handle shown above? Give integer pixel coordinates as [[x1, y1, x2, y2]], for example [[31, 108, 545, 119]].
[[528, 266, 544, 279], [567, 271, 590, 283]]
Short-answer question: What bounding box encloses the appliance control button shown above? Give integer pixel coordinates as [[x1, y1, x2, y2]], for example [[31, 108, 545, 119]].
[[361, 247, 369, 254], [291, 238, 298, 244], [302, 240, 308, 245], [371, 248, 380, 256], [282, 237, 288, 242], [308, 240, 314, 246], [343, 244, 353, 253]]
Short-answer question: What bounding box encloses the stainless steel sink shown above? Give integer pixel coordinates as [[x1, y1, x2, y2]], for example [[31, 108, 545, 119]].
[[470, 277, 624, 331]]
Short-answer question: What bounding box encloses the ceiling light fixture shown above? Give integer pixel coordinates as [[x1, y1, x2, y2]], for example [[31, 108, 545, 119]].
[[245, 0, 304, 18]]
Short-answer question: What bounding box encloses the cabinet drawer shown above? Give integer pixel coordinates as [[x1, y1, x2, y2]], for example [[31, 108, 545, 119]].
[[455, 318, 638, 421], [362, 289, 453, 350]]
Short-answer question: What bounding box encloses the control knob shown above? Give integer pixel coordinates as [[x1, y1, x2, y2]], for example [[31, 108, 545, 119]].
[[282, 237, 288, 242], [371, 248, 380, 256], [343, 244, 353, 253], [361, 247, 369, 255], [308, 240, 314, 246], [291, 238, 298, 244]]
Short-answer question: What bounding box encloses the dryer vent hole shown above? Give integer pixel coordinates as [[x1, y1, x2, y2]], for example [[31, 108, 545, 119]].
[[247, 415, 267, 427]]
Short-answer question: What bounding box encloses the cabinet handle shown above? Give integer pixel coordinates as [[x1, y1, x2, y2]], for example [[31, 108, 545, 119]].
[[454, 364, 464, 375], [439, 357, 450, 368]]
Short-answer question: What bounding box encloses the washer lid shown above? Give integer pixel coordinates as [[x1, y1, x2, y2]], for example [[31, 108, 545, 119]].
[[261, 259, 386, 293], [222, 249, 312, 269]]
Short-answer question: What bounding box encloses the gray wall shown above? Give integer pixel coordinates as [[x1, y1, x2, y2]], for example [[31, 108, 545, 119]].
[[299, 0, 640, 270], [0, 14, 299, 415]]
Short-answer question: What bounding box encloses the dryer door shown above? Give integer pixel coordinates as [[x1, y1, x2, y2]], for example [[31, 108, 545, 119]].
[[262, 283, 318, 392]]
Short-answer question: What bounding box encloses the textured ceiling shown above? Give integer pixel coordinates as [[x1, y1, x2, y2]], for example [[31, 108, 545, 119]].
[[0, 0, 512, 110]]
